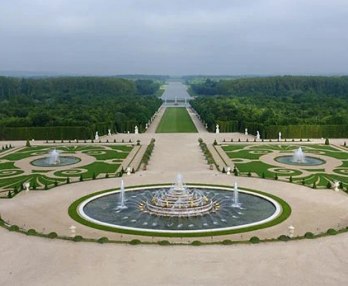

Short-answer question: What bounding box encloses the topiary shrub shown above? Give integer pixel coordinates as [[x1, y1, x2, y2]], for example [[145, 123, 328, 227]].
[[48, 232, 58, 239], [213, 139, 217, 145], [247, 171, 251, 177], [312, 182, 317, 189], [289, 176, 293, 183], [26, 139, 31, 147], [54, 180, 58, 187], [66, 177, 70, 184], [327, 228, 337, 235], [73, 235, 83, 242], [277, 235, 290, 242], [325, 138, 330, 145], [97, 237, 109, 244], [304, 232, 315, 239], [262, 172, 265, 179], [26, 229, 37, 236], [274, 174, 278, 180], [222, 239, 233, 245], [191, 240, 202, 246], [79, 175, 84, 182], [326, 181, 332, 189], [9, 225, 19, 231], [105, 173, 109, 178], [92, 173, 96, 180], [158, 240, 170, 246], [222, 167, 226, 173], [249, 236, 260, 244], [129, 239, 141, 245]]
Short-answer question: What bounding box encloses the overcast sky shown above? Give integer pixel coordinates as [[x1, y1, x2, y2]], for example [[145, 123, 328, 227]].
[[1, 0, 348, 76]]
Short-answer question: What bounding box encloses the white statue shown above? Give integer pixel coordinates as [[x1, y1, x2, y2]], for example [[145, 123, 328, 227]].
[[127, 167, 132, 175], [145, 123, 149, 129], [334, 181, 340, 192], [95, 131, 99, 141], [216, 124, 220, 134], [24, 182, 30, 192], [288, 225, 295, 238], [256, 131, 260, 140], [245, 128, 248, 135], [135, 126, 139, 134], [278, 132, 282, 141], [226, 167, 231, 175], [108, 129, 111, 136]]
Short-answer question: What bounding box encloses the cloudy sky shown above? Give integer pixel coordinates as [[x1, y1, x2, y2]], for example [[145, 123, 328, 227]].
[[1, 0, 348, 75]]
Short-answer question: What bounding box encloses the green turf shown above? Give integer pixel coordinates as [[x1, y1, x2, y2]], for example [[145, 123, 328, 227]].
[[156, 107, 197, 133]]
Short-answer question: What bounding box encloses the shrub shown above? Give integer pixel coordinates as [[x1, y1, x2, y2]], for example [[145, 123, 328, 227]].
[[246, 138, 249, 142], [7, 191, 12, 198], [26, 139, 31, 147], [222, 239, 233, 245], [247, 172, 251, 177], [44, 183, 48, 190], [113, 139, 116, 143], [97, 237, 109, 244], [213, 139, 217, 145], [325, 138, 330, 145], [262, 172, 265, 179], [66, 177, 70, 184], [277, 235, 290, 241], [344, 141, 347, 147], [304, 232, 314, 239], [327, 228, 337, 235], [54, 180, 58, 187], [9, 225, 19, 231], [326, 181, 332, 189], [92, 173, 96, 180], [302, 179, 305, 185], [105, 173, 109, 178], [129, 239, 141, 245], [191, 240, 202, 246], [222, 167, 226, 173], [274, 174, 278, 180], [137, 140, 140, 146], [79, 175, 84, 182], [249, 236, 260, 244], [73, 235, 83, 242], [238, 138, 241, 142], [48, 232, 58, 239], [158, 240, 170, 246], [26, 229, 37, 236], [312, 182, 317, 189], [32, 182, 37, 190], [289, 176, 293, 183]]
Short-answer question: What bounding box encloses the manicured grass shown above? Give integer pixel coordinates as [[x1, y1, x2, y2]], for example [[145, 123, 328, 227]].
[[156, 107, 197, 133]]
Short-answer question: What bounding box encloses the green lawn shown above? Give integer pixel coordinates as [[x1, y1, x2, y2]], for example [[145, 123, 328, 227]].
[[156, 107, 197, 133]]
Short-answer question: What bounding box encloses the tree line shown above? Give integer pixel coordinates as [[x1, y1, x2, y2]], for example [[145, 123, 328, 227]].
[[189, 76, 348, 138], [0, 77, 162, 139]]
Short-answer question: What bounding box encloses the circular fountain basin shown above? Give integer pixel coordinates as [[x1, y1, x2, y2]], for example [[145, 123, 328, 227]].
[[275, 155, 325, 166], [31, 156, 80, 167], [75, 185, 284, 235]]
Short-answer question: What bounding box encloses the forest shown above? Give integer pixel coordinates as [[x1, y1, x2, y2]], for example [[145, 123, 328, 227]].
[[190, 76, 348, 138], [0, 77, 162, 139]]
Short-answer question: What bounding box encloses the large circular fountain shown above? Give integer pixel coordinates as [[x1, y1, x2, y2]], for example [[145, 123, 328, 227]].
[[73, 175, 286, 235], [31, 149, 80, 167], [275, 147, 325, 166]]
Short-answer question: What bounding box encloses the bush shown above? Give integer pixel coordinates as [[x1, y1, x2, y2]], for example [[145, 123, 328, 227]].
[[277, 235, 290, 241], [79, 175, 84, 181], [26, 229, 37, 236], [92, 173, 96, 180], [247, 171, 251, 177], [73, 235, 84, 242], [312, 182, 317, 189], [289, 176, 293, 183], [54, 180, 58, 187], [274, 174, 278, 180], [48, 232, 58, 239], [9, 225, 19, 231], [262, 172, 265, 179], [213, 139, 217, 145], [158, 240, 171, 246], [326, 181, 332, 189], [222, 239, 233, 245], [66, 177, 70, 184], [222, 167, 226, 173], [249, 236, 260, 244], [302, 179, 305, 185], [7, 191, 12, 198], [97, 237, 109, 244], [129, 239, 141, 245], [325, 138, 330, 145], [304, 232, 314, 239], [26, 139, 31, 147], [44, 183, 48, 190], [327, 228, 337, 235], [105, 173, 109, 178], [191, 240, 202, 246]]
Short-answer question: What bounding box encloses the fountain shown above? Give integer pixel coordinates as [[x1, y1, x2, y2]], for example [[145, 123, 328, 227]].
[[116, 180, 128, 210], [275, 147, 325, 166], [31, 149, 80, 167], [232, 182, 241, 208], [142, 174, 217, 217], [49, 149, 60, 165], [79, 174, 282, 233], [292, 147, 305, 163]]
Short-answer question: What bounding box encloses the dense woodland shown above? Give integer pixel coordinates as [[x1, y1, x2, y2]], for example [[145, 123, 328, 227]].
[[0, 77, 162, 139], [190, 76, 348, 138]]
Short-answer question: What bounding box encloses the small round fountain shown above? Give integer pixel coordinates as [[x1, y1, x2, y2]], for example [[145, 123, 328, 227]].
[[31, 149, 80, 167], [275, 147, 325, 166], [75, 174, 285, 235]]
